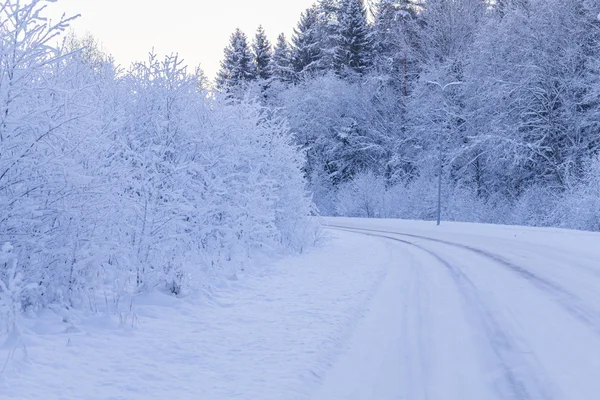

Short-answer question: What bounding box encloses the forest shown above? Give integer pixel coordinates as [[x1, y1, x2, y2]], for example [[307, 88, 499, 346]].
[[219, 0, 600, 229]]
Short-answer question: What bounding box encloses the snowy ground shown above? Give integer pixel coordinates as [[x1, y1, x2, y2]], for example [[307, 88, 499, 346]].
[[3, 218, 600, 399], [0, 230, 392, 400]]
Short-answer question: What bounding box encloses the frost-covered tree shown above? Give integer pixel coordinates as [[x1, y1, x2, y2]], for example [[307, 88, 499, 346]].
[[373, 0, 421, 80], [402, 0, 485, 194], [216, 29, 256, 91], [291, 6, 325, 77], [463, 0, 600, 197], [494, 0, 530, 15], [0, 0, 91, 308], [275, 74, 399, 210], [259, 0, 600, 229], [0, 0, 318, 320], [314, 0, 342, 71], [252, 25, 272, 81], [271, 33, 294, 82], [333, 0, 374, 75], [416, 0, 485, 65]]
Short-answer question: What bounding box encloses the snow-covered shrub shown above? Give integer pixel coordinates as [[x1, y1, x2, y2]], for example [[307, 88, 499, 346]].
[[336, 171, 386, 218], [189, 97, 317, 276], [510, 185, 560, 227], [555, 157, 600, 231], [397, 174, 439, 221], [0, 243, 21, 335], [442, 184, 492, 223], [0, 1, 316, 314], [310, 169, 338, 216], [0, 1, 95, 309], [99, 55, 317, 294]]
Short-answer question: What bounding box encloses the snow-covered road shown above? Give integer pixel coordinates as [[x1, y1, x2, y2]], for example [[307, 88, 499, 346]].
[[314, 218, 600, 400]]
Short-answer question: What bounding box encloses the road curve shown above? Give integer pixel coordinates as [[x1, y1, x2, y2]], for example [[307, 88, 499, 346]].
[[311, 219, 600, 400]]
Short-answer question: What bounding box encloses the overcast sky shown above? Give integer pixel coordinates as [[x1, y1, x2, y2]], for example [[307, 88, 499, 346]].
[[49, 0, 315, 80]]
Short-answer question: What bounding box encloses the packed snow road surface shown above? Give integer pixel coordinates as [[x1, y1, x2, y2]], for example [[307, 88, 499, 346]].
[[315, 217, 600, 400]]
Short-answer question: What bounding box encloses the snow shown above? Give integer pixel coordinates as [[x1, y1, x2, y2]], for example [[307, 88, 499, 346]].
[[4, 217, 600, 399], [317, 217, 600, 399], [0, 231, 392, 400]]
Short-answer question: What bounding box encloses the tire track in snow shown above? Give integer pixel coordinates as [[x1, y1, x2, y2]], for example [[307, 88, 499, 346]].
[[397, 248, 432, 400], [329, 226, 555, 400], [328, 225, 600, 336]]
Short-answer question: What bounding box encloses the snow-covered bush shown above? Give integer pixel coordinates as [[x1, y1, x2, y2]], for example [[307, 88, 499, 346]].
[[95, 56, 316, 296], [336, 171, 386, 218], [441, 184, 492, 223], [0, 0, 316, 319], [187, 97, 317, 277], [333, 169, 493, 222], [555, 157, 600, 231], [509, 186, 559, 228], [0, 243, 21, 335], [0, 0, 91, 309]]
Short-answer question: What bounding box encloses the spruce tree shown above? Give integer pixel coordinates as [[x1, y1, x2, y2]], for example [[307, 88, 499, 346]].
[[315, 0, 342, 70], [373, 0, 421, 88], [216, 29, 256, 91], [291, 6, 324, 76], [334, 0, 374, 75], [374, 0, 420, 55], [495, 0, 530, 15], [271, 33, 294, 82], [253, 25, 272, 81]]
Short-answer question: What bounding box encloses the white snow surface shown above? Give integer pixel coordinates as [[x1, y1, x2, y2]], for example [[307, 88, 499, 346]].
[[0, 230, 391, 400], [316, 217, 600, 400], [3, 217, 600, 399]]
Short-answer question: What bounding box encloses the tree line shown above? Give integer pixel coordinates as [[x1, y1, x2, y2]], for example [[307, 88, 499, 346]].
[[217, 0, 600, 230]]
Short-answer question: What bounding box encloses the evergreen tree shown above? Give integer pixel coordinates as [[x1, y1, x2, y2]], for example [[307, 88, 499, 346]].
[[314, 0, 342, 70], [291, 6, 325, 76], [271, 33, 294, 82], [334, 0, 374, 75], [494, 0, 530, 15], [253, 25, 273, 80], [373, 0, 422, 121], [216, 29, 256, 91], [374, 0, 421, 68]]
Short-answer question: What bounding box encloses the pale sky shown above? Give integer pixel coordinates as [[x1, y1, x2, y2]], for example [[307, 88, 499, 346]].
[[48, 0, 315, 80]]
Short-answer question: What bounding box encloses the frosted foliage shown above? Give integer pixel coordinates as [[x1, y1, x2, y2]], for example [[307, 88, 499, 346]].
[[0, 0, 316, 320], [557, 158, 600, 231], [336, 172, 385, 218], [258, 0, 600, 232]]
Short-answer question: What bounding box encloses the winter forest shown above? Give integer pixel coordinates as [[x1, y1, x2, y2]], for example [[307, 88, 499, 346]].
[[1, 0, 600, 320], [218, 0, 600, 228]]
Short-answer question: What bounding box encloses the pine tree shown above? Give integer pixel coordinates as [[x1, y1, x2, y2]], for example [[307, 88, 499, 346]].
[[216, 29, 256, 91], [315, 0, 342, 70], [373, 0, 422, 104], [374, 0, 420, 60], [253, 26, 272, 80], [271, 33, 294, 82], [291, 6, 325, 76], [495, 0, 530, 15], [334, 0, 374, 75]]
